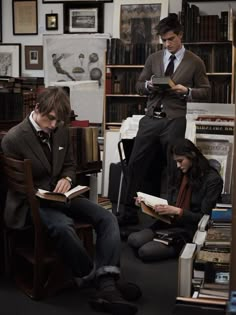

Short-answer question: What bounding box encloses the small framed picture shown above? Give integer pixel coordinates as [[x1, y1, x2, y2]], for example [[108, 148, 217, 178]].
[[64, 2, 104, 34], [25, 45, 43, 70], [46, 13, 58, 30]]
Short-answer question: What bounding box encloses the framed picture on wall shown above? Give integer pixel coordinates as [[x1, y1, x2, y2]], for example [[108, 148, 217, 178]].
[[0, 43, 21, 77], [45, 13, 58, 30], [113, 0, 168, 45], [64, 2, 104, 34], [25, 45, 43, 70], [13, 0, 38, 35]]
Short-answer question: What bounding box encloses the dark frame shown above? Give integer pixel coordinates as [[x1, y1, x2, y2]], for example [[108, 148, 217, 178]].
[[0, 43, 21, 77], [43, 0, 112, 3], [0, 0, 2, 42], [45, 13, 58, 30], [64, 2, 104, 34], [25, 45, 43, 70], [13, 0, 38, 35]]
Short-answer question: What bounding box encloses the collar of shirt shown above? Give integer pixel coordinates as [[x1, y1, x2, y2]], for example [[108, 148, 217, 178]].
[[29, 111, 42, 133], [164, 46, 185, 73]]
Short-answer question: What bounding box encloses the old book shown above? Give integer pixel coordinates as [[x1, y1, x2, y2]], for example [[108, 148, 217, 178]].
[[137, 192, 172, 224], [205, 227, 231, 248], [196, 249, 230, 264], [178, 243, 197, 297], [151, 76, 175, 89], [36, 185, 90, 203]]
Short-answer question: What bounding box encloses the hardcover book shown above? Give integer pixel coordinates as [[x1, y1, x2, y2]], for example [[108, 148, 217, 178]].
[[151, 76, 175, 89], [36, 185, 90, 203]]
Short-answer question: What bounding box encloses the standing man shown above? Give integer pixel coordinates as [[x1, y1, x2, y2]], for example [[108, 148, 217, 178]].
[[118, 13, 210, 227], [2, 87, 140, 315]]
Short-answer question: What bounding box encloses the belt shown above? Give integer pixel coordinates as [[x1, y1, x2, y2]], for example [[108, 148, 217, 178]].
[[153, 111, 166, 118]]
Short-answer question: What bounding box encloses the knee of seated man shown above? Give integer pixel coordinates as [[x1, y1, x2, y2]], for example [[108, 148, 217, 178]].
[[48, 220, 76, 239]]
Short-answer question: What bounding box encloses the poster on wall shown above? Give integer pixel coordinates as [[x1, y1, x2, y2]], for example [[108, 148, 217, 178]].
[[43, 34, 110, 123]]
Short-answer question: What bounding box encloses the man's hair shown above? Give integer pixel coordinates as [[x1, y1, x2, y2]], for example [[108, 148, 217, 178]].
[[156, 13, 183, 36], [36, 86, 71, 123]]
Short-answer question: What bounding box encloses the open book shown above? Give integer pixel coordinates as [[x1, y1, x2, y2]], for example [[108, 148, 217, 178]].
[[36, 184, 90, 203], [137, 192, 172, 224]]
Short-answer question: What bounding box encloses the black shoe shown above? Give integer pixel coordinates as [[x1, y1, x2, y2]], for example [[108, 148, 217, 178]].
[[89, 289, 138, 315], [116, 280, 142, 301], [117, 214, 139, 227]]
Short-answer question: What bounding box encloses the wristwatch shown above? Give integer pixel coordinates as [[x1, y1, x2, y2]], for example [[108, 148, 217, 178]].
[[64, 176, 72, 186]]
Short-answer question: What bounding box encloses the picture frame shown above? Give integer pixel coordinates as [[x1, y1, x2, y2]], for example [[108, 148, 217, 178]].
[[25, 45, 43, 70], [0, 43, 21, 77], [46, 13, 58, 30], [43, 0, 112, 3], [13, 0, 38, 35], [113, 0, 168, 45], [64, 2, 104, 34]]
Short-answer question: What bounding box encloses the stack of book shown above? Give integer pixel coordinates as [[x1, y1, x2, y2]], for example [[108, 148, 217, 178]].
[[191, 204, 232, 301]]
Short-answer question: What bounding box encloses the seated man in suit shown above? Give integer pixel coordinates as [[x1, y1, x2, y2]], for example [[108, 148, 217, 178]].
[[2, 86, 140, 315]]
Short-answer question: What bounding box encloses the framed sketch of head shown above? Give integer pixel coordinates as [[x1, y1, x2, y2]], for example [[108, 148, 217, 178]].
[[63, 2, 104, 34], [0, 43, 21, 77], [46, 13, 58, 30]]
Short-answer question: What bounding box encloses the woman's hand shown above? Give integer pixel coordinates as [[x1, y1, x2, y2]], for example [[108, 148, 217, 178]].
[[153, 204, 182, 216], [134, 196, 144, 206]]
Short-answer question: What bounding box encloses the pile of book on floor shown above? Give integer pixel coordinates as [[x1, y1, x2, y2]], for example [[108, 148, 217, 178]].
[[192, 203, 232, 301], [178, 203, 232, 301]]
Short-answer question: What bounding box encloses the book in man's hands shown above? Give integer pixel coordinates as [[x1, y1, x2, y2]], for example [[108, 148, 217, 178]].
[[36, 184, 90, 203], [151, 76, 175, 89], [137, 192, 172, 224]]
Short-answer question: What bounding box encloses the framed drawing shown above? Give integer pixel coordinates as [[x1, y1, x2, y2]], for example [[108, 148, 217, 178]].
[[43, 0, 112, 3], [13, 0, 38, 35], [25, 45, 43, 70], [46, 13, 58, 30], [64, 2, 104, 33], [113, 0, 168, 45], [0, 44, 21, 77]]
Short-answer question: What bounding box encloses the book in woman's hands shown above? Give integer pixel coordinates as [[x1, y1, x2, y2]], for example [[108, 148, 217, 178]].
[[137, 192, 172, 224], [36, 185, 90, 203]]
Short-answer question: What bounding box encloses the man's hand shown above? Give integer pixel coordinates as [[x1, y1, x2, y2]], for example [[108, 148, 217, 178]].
[[171, 84, 189, 95], [53, 178, 71, 193]]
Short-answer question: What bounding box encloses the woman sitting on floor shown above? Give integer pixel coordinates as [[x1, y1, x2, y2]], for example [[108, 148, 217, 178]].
[[128, 138, 223, 262]]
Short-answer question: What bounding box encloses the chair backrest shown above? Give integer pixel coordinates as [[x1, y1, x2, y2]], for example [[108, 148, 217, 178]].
[[1, 155, 43, 239]]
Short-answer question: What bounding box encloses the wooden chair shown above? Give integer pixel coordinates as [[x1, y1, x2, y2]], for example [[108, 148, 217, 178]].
[[1, 155, 94, 300]]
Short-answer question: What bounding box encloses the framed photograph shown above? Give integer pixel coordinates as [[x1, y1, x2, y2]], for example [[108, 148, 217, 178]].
[[64, 2, 104, 34], [113, 0, 168, 45], [43, 0, 112, 3], [13, 0, 38, 35], [0, 44, 21, 77], [25, 45, 43, 70], [46, 13, 58, 30]]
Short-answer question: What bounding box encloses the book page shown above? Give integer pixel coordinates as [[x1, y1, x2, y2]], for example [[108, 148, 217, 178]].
[[137, 192, 168, 208]]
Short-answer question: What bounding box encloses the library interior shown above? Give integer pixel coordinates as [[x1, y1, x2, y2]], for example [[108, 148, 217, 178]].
[[1, 0, 236, 314]]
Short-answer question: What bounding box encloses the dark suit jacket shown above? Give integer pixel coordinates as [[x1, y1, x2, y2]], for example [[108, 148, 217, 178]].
[[136, 50, 210, 118], [2, 117, 76, 229]]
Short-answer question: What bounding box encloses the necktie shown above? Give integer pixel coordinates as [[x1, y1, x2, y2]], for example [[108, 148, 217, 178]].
[[37, 130, 50, 144], [37, 130, 51, 162], [165, 55, 176, 76]]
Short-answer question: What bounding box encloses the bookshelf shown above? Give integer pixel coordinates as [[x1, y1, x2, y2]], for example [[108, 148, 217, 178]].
[[104, 40, 163, 131], [181, 1, 236, 104]]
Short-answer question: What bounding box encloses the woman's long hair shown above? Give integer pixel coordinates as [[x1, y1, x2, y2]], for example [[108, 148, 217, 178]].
[[169, 138, 211, 190]]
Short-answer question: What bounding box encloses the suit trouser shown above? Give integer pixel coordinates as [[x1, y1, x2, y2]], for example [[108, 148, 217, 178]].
[[38, 197, 121, 278], [124, 115, 186, 218]]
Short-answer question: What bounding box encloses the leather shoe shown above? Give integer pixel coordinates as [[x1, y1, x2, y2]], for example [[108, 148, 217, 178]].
[[116, 280, 142, 301], [89, 289, 138, 315]]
